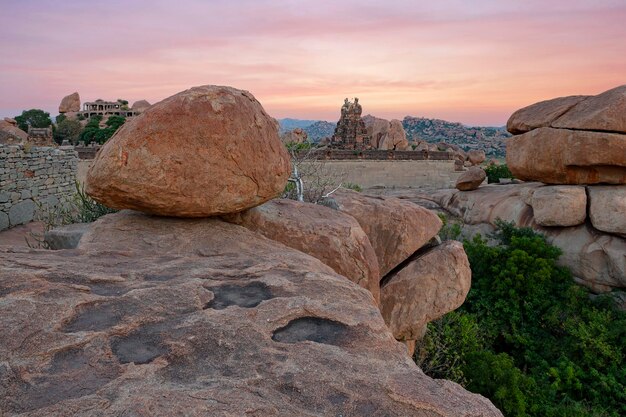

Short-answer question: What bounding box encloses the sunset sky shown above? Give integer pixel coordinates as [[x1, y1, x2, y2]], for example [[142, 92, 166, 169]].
[[1, 0, 625, 126]]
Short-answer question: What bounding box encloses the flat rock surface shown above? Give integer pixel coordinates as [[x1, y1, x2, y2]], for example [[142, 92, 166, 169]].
[[551, 85, 626, 133], [0, 212, 501, 416]]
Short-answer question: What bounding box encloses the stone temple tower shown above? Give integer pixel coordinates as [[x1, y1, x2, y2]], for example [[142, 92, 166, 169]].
[[330, 98, 371, 150]]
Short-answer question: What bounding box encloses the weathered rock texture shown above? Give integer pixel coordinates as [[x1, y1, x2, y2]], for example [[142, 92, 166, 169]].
[[363, 115, 410, 150], [506, 95, 588, 134], [85, 85, 291, 217], [381, 241, 471, 341], [467, 150, 486, 166], [0, 119, 27, 144], [59, 92, 81, 113], [0, 212, 502, 416], [456, 167, 486, 191], [332, 189, 442, 277], [506, 127, 626, 184], [588, 186, 626, 236], [222, 199, 381, 302], [531, 185, 587, 227], [417, 183, 626, 292], [131, 99, 151, 112], [506, 85, 626, 184], [280, 127, 308, 144], [0, 144, 77, 231], [551, 85, 626, 133]]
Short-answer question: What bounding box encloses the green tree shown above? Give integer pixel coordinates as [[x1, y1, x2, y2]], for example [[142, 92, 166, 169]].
[[14, 109, 52, 132], [53, 118, 83, 145]]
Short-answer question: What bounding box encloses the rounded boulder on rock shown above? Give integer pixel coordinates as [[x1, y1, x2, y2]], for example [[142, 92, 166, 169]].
[[59, 92, 81, 113], [467, 149, 486, 166], [456, 166, 486, 191], [85, 85, 291, 217], [531, 185, 587, 227]]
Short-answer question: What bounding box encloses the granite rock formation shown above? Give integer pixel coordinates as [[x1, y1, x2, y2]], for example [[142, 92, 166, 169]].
[[131, 99, 151, 113], [363, 115, 410, 150], [506, 85, 626, 184], [85, 85, 291, 217], [0, 211, 501, 416], [280, 127, 308, 144], [531, 185, 587, 227], [0, 118, 27, 144], [456, 167, 486, 191], [59, 92, 81, 113]]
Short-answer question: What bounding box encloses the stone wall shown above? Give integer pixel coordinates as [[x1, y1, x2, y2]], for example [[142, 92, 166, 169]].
[[304, 160, 462, 189], [0, 144, 78, 231]]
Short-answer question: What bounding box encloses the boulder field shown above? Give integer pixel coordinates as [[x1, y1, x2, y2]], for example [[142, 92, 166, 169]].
[[0, 85, 500, 416]]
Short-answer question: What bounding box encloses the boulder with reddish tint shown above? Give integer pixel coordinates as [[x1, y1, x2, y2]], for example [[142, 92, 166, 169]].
[[531, 185, 587, 227], [0, 118, 27, 144], [280, 127, 308, 144], [588, 185, 626, 236], [332, 189, 442, 277], [59, 92, 81, 113], [363, 115, 410, 150], [223, 199, 381, 302], [85, 85, 291, 217], [131, 99, 151, 112], [456, 167, 486, 191], [506, 127, 626, 184], [467, 149, 486, 166], [506, 95, 588, 134], [551, 85, 626, 133], [381, 241, 471, 341], [0, 212, 502, 416]]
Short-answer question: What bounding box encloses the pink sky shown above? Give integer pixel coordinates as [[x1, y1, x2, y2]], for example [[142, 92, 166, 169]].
[[1, 0, 625, 126]]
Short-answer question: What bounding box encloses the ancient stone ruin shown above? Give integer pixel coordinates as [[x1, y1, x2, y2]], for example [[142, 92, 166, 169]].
[[330, 97, 371, 149]]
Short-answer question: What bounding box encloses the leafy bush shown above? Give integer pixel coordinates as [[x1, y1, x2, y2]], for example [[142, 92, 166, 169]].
[[415, 222, 626, 417], [343, 182, 362, 192], [437, 213, 462, 241], [79, 115, 126, 144], [53, 118, 83, 145], [484, 164, 514, 183]]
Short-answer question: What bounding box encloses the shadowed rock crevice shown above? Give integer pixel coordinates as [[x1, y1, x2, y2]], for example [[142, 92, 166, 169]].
[[63, 301, 128, 333], [272, 317, 350, 346], [204, 281, 273, 310], [379, 242, 439, 288]]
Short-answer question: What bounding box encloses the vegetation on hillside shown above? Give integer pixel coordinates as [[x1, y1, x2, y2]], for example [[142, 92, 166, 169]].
[[416, 221, 626, 417], [79, 115, 126, 144], [53, 115, 83, 145]]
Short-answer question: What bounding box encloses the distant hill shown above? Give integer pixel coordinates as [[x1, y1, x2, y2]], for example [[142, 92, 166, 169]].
[[278, 116, 511, 156], [402, 116, 511, 157], [278, 119, 336, 142], [277, 118, 319, 134]]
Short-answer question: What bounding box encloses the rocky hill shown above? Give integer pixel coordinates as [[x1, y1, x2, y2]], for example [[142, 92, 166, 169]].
[[277, 118, 319, 134], [402, 116, 510, 157]]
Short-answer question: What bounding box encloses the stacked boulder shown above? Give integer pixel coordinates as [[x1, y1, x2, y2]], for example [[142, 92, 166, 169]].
[[421, 85, 626, 295], [362, 114, 410, 150], [4, 85, 499, 416]]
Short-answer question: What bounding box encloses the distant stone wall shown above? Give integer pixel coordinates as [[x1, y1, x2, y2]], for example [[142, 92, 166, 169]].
[[0, 144, 78, 231], [303, 160, 462, 189], [298, 149, 454, 161]]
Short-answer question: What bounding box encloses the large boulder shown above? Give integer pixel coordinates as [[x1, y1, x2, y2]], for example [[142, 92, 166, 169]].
[[363, 115, 409, 150], [223, 199, 381, 302], [588, 185, 626, 236], [0, 118, 28, 144], [131, 99, 151, 113], [85, 85, 291, 217], [332, 189, 442, 277], [0, 212, 502, 416], [467, 149, 486, 166], [280, 127, 308, 144], [380, 241, 471, 341], [506, 127, 626, 184], [59, 92, 81, 113], [506, 95, 588, 134], [531, 185, 587, 227], [551, 85, 626, 133], [456, 166, 486, 191]]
